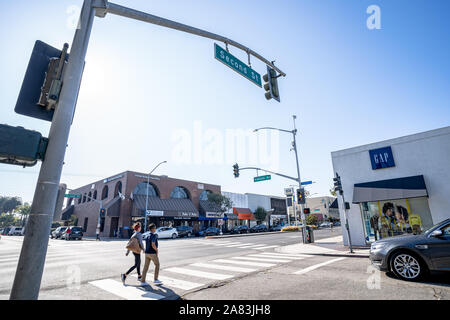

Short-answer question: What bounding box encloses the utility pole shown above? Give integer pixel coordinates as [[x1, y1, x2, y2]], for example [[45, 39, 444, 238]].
[[11, 0, 284, 299], [10, 0, 95, 300], [253, 115, 308, 243], [291, 115, 307, 243], [144, 161, 167, 232]]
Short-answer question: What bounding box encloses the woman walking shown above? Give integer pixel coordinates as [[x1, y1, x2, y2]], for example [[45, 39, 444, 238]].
[[121, 222, 144, 283]]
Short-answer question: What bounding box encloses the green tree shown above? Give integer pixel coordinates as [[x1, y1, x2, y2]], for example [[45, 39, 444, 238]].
[[306, 214, 318, 226], [0, 213, 20, 228], [254, 206, 267, 223], [68, 214, 78, 226], [207, 193, 233, 215], [330, 188, 337, 197], [0, 196, 22, 214], [16, 203, 31, 226]]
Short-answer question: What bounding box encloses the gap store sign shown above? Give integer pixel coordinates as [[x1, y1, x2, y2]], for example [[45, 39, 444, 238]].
[[369, 146, 395, 170]]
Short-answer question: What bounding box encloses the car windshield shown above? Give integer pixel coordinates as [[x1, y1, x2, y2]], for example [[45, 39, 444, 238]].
[[71, 227, 82, 231]]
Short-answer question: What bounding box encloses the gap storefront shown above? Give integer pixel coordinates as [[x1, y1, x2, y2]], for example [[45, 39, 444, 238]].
[[331, 127, 450, 246]]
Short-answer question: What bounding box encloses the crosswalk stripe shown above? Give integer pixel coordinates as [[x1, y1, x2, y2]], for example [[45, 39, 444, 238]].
[[255, 253, 309, 259], [211, 242, 242, 246], [235, 244, 268, 249], [212, 259, 275, 268], [231, 256, 292, 263], [131, 274, 204, 290], [259, 252, 311, 258], [190, 262, 256, 273], [293, 257, 346, 275], [164, 267, 233, 280], [225, 243, 256, 247], [247, 254, 304, 260], [253, 245, 279, 250], [89, 279, 165, 300]]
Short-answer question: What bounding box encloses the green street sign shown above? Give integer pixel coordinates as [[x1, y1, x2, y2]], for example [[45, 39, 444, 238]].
[[214, 43, 262, 87], [254, 175, 271, 182], [64, 194, 81, 199]]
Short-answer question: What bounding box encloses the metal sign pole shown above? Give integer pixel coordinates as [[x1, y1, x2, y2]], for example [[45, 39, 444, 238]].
[[9, 0, 95, 300]]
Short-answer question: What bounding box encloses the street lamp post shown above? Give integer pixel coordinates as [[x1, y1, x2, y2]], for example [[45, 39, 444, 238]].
[[254, 115, 308, 243], [144, 161, 167, 232]]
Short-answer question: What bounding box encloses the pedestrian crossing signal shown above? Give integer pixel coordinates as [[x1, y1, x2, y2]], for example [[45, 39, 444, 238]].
[[99, 208, 106, 218]]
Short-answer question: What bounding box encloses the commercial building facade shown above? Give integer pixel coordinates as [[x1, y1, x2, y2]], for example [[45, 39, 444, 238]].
[[60, 171, 221, 237], [305, 196, 338, 222], [331, 127, 450, 246]]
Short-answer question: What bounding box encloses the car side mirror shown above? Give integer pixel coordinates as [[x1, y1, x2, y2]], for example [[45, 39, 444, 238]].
[[431, 230, 443, 237]]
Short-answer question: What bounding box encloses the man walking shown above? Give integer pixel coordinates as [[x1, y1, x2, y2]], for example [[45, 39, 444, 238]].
[[140, 223, 162, 285]]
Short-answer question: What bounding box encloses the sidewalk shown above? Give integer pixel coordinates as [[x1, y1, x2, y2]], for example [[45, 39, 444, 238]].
[[277, 235, 370, 258]]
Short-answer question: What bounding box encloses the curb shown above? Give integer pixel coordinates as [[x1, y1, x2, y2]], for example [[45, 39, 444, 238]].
[[205, 231, 286, 239]]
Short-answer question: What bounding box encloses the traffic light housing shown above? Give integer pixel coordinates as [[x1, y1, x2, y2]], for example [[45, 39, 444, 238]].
[[233, 163, 239, 178], [304, 208, 310, 214], [263, 66, 280, 102], [297, 188, 306, 204], [333, 173, 343, 195], [99, 208, 106, 219], [0, 124, 49, 167]]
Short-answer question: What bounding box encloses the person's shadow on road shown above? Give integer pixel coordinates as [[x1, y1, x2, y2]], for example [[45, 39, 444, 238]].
[[124, 282, 180, 300]]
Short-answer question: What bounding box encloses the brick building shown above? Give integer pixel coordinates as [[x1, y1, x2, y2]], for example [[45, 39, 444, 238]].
[[59, 171, 221, 237]]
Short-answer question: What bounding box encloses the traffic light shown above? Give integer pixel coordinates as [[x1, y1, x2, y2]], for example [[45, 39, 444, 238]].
[[0, 124, 49, 167], [233, 163, 239, 178], [263, 66, 280, 102], [297, 188, 306, 204], [99, 208, 106, 219], [333, 173, 343, 195], [304, 208, 310, 214]]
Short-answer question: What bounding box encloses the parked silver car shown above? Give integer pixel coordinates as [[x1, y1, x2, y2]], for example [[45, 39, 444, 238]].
[[370, 218, 450, 281]]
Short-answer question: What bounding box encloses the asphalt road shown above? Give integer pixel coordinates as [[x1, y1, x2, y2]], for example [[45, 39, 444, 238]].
[[0, 228, 340, 299], [2, 227, 447, 300]]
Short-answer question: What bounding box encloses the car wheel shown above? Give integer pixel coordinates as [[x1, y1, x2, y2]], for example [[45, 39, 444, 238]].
[[172, 233, 177, 239], [187, 232, 192, 238], [390, 251, 426, 281]]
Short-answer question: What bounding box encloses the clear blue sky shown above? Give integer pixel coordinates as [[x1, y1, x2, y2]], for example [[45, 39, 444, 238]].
[[1, 0, 449, 204]]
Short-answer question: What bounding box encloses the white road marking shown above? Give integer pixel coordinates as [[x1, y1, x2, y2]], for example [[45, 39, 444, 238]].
[[211, 241, 243, 246], [233, 244, 268, 249], [212, 259, 275, 268], [225, 243, 256, 247], [231, 256, 292, 263], [164, 267, 233, 280], [258, 252, 312, 258], [253, 245, 279, 250], [293, 257, 346, 275], [131, 274, 203, 291], [89, 279, 165, 300], [247, 254, 305, 260], [190, 262, 256, 273]]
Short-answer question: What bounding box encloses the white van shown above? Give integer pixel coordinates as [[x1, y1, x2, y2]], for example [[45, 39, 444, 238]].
[[9, 227, 24, 236]]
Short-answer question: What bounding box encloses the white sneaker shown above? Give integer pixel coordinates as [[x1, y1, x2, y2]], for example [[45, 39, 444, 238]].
[[153, 279, 162, 284]]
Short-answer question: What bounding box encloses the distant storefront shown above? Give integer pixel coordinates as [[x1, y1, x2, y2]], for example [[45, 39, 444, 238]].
[[331, 126, 450, 246], [61, 171, 221, 237]]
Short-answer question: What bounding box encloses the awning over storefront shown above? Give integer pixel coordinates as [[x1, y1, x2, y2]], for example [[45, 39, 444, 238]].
[[233, 207, 255, 220], [133, 194, 198, 218], [104, 196, 121, 217], [60, 205, 74, 221], [352, 175, 428, 203]]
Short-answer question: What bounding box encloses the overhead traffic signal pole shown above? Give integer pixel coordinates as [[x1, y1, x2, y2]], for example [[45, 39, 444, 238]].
[[10, 0, 286, 299], [254, 115, 308, 243]]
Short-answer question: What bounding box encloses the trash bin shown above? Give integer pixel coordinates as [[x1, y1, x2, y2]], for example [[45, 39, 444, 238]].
[[302, 226, 314, 243]]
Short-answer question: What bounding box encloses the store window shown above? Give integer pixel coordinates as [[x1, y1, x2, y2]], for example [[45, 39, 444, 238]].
[[170, 186, 190, 199], [200, 190, 212, 201], [360, 197, 433, 243]]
